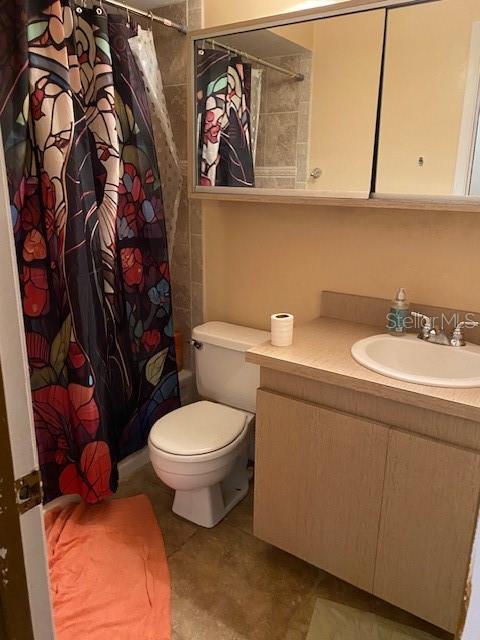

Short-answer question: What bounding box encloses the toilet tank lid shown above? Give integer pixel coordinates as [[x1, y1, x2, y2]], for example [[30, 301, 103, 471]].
[[192, 322, 270, 352]]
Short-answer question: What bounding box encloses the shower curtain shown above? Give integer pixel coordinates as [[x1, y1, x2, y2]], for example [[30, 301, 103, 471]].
[[196, 49, 255, 187], [249, 68, 263, 165], [129, 26, 182, 263], [0, 0, 180, 504]]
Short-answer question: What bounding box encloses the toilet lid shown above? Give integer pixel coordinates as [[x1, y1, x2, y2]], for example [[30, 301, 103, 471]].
[[149, 401, 247, 456]]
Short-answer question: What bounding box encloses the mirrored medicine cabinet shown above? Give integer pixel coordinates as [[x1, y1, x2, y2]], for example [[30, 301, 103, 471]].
[[188, 0, 480, 210]]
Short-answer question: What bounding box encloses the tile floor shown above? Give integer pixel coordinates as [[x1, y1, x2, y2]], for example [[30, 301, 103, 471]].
[[116, 464, 453, 640]]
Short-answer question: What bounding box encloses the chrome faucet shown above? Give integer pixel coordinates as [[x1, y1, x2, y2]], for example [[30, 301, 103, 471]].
[[451, 321, 480, 347], [411, 311, 479, 347]]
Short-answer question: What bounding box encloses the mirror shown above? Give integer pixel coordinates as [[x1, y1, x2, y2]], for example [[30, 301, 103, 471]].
[[194, 10, 386, 196], [376, 0, 480, 198]]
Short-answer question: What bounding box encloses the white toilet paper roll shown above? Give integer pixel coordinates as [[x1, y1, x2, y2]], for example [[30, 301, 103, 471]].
[[271, 313, 294, 347]]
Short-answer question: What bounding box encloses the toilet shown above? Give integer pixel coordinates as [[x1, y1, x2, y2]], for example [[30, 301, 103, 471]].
[[148, 321, 270, 528]]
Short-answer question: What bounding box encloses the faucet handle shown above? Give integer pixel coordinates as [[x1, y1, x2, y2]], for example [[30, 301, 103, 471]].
[[451, 320, 480, 347], [411, 311, 434, 338]]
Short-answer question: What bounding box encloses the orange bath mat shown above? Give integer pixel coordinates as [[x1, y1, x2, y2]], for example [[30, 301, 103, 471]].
[[44, 495, 170, 640]]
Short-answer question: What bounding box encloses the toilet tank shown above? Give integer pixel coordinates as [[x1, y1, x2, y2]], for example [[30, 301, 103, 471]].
[[192, 322, 270, 413]]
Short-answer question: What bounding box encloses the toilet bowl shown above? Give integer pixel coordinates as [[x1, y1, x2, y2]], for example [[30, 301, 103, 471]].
[[148, 321, 269, 528], [149, 401, 253, 527]]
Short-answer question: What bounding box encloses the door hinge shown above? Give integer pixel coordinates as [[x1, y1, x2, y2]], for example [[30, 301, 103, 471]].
[[15, 470, 42, 514]]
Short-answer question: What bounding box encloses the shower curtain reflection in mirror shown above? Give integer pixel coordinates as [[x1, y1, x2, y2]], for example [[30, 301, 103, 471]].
[[196, 48, 256, 187]]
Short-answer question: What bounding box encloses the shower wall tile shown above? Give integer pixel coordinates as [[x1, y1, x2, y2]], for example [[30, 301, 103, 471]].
[[296, 142, 308, 183], [264, 112, 298, 167], [187, 0, 202, 12], [173, 306, 193, 371], [259, 70, 268, 115], [298, 56, 312, 104], [151, 1, 205, 386], [189, 200, 203, 235], [172, 241, 190, 283], [255, 176, 296, 190], [186, 0, 204, 383], [152, 3, 188, 86], [152, 0, 205, 388], [154, 38, 187, 87], [297, 101, 311, 144], [264, 56, 302, 114], [159, 1, 187, 23], [191, 282, 204, 329], [254, 114, 266, 168], [172, 280, 192, 310], [254, 53, 312, 189], [187, 0, 203, 29], [188, 9, 202, 30], [174, 188, 190, 245], [191, 234, 204, 285], [165, 85, 188, 161]]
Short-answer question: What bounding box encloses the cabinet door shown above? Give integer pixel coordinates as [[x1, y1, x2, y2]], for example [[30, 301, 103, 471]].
[[254, 390, 389, 591], [374, 430, 480, 632]]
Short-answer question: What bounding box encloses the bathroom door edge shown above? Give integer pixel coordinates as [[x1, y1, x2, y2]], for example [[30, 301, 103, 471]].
[[0, 132, 55, 640]]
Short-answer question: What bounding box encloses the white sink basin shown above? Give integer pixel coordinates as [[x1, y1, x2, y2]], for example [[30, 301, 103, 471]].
[[351, 333, 480, 388]]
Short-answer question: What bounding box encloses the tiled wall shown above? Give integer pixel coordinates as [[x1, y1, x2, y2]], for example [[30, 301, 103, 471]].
[[255, 53, 312, 189], [152, 0, 204, 377]]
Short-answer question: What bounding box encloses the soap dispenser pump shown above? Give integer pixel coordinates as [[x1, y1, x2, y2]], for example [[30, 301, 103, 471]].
[[388, 288, 409, 336]]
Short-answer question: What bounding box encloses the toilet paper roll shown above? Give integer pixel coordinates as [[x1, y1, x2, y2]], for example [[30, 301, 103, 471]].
[[271, 313, 294, 347]]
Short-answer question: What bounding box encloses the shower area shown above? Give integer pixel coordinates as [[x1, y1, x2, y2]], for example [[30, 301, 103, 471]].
[[0, 1, 201, 637], [0, 0, 203, 504]]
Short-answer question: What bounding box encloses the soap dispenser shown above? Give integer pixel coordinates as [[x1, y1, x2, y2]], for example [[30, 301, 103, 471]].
[[388, 288, 409, 336]]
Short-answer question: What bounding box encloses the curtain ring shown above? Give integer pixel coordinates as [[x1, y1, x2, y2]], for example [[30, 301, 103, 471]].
[[149, 10, 154, 29], [126, 6, 130, 27]]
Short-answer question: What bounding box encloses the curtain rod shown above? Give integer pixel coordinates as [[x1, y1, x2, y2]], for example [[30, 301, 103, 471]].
[[100, 1, 302, 80], [101, 0, 187, 34], [203, 38, 304, 81]]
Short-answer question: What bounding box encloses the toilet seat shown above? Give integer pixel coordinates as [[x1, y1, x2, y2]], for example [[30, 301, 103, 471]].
[[149, 401, 247, 457]]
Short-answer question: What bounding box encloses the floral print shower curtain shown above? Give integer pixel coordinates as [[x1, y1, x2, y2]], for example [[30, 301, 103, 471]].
[[196, 49, 255, 187], [0, 0, 180, 504]]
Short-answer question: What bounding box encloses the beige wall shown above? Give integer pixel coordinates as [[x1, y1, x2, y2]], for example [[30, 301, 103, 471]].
[[204, 202, 480, 330], [307, 10, 384, 193], [272, 23, 314, 50], [200, 0, 480, 333], [376, 0, 480, 196], [203, 0, 343, 28]]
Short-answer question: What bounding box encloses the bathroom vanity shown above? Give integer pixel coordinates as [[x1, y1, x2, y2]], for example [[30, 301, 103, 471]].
[[247, 293, 480, 634]]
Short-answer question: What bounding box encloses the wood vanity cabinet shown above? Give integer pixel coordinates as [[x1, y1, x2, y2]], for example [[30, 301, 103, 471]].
[[254, 390, 389, 592], [374, 430, 480, 632], [254, 388, 480, 633]]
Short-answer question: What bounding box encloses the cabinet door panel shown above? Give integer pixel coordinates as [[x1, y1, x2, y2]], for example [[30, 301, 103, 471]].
[[254, 390, 389, 591], [374, 430, 480, 632]]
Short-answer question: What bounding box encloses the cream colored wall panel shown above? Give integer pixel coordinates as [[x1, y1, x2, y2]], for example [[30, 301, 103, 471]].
[[203, 0, 338, 28], [272, 23, 315, 50], [203, 202, 480, 330], [376, 0, 480, 195], [307, 10, 384, 193]]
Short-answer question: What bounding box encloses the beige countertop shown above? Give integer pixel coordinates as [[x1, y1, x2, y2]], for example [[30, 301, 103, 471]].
[[246, 317, 480, 423]]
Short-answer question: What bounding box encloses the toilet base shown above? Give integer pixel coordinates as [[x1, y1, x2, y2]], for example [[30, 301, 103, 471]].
[[172, 449, 249, 528]]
